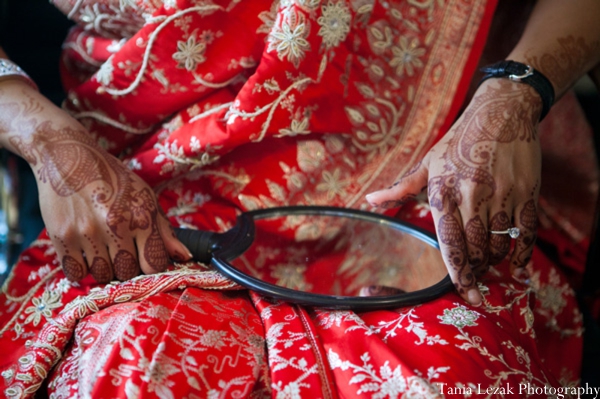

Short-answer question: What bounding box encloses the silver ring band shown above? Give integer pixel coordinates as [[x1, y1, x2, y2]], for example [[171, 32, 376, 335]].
[[489, 227, 520, 239]]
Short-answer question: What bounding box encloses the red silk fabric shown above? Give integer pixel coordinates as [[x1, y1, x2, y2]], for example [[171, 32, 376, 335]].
[[0, 0, 590, 397]]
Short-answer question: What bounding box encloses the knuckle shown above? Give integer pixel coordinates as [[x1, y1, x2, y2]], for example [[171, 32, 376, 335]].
[[53, 225, 79, 242]]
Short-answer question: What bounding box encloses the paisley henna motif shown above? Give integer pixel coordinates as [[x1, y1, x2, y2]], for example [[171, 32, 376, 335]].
[[436, 80, 540, 208], [428, 175, 462, 212], [526, 35, 600, 95], [39, 141, 113, 196], [128, 188, 157, 230], [9, 122, 113, 196], [0, 95, 171, 281]]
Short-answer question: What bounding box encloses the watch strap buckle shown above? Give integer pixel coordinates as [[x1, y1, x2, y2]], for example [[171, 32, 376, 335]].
[[509, 65, 534, 82]]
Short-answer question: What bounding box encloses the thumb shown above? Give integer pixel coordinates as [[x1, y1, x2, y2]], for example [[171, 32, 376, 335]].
[[366, 159, 429, 209]]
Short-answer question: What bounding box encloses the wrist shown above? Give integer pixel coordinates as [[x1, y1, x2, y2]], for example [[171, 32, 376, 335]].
[[0, 59, 38, 91], [473, 78, 543, 126], [478, 60, 554, 121]]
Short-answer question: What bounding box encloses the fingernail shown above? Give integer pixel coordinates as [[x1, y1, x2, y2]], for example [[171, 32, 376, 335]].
[[365, 193, 377, 205], [468, 288, 482, 307]]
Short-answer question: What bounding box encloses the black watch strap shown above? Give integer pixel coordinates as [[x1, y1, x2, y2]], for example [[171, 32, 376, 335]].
[[479, 60, 555, 121]]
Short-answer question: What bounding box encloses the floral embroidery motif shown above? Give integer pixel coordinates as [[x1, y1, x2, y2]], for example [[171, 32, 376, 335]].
[[390, 36, 426, 77], [173, 31, 208, 71], [267, 9, 311, 67], [369, 308, 449, 346], [328, 350, 444, 398], [95, 56, 115, 86], [316, 168, 350, 200], [23, 291, 63, 327], [438, 304, 480, 328], [317, 1, 352, 49]]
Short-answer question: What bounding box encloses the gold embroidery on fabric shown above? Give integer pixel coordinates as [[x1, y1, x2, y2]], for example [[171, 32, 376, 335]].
[[101, 4, 228, 96], [454, 329, 553, 397], [328, 349, 445, 398], [529, 268, 583, 337]]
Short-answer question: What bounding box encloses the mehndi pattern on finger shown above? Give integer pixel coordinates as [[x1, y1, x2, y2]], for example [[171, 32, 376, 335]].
[[90, 257, 112, 283], [512, 199, 538, 267], [113, 249, 139, 281], [144, 224, 170, 271], [438, 214, 473, 295], [488, 211, 512, 264], [464, 215, 488, 268], [4, 94, 172, 280], [62, 255, 86, 281]]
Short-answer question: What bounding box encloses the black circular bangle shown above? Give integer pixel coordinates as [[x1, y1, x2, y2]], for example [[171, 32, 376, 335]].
[[479, 60, 555, 121]]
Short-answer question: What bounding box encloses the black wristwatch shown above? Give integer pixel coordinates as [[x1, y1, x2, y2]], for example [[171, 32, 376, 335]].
[[479, 60, 555, 121]]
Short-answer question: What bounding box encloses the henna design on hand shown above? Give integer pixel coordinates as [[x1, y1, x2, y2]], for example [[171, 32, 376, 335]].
[[113, 250, 139, 281], [438, 214, 473, 295], [427, 80, 541, 300], [429, 80, 540, 213], [512, 199, 538, 267], [62, 255, 86, 281], [90, 257, 112, 283], [488, 211, 511, 265], [428, 175, 462, 212], [8, 120, 113, 196], [464, 215, 488, 270], [1, 94, 173, 281], [144, 224, 170, 271], [105, 181, 168, 270], [34, 123, 112, 196]]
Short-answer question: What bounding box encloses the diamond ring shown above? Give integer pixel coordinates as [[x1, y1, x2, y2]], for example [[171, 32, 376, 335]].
[[489, 227, 520, 239]]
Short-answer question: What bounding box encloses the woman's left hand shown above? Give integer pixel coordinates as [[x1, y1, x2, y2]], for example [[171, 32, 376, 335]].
[[366, 78, 543, 306]]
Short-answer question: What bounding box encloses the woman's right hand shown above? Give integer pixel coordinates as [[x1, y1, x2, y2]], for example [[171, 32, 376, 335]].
[[0, 80, 192, 283]]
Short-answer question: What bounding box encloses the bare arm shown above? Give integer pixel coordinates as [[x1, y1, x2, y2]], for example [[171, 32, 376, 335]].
[[508, 0, 600, 98]]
